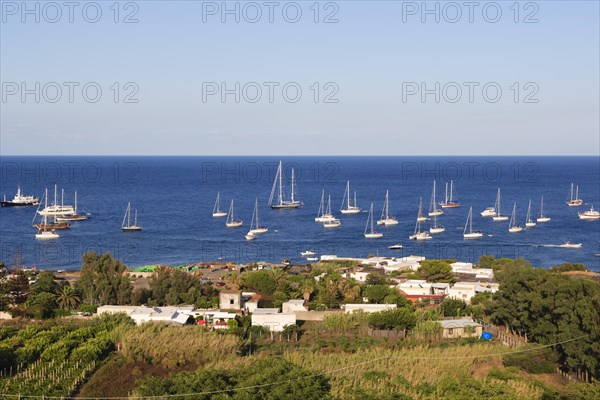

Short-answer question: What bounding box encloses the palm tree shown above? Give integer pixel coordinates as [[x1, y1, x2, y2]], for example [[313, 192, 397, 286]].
[[57, 286, 81, 310], [300, 279, 314, 302]]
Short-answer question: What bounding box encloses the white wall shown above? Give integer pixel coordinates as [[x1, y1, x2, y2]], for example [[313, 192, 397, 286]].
[[251, 313, 296, 332]]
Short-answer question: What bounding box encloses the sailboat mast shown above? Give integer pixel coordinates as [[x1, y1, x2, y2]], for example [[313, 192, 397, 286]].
[[128, 203, 131, 227], [385, 190, 389, 219], [54, 184, 58, 207], [278, 162, 283, 205], [75, 191, 78, 213], [291, 168, 295, 203], [470, 207, 473, 232], [255, 199, 260, 227], [346, 181, 351, 208], [445, 182, 449, 203]]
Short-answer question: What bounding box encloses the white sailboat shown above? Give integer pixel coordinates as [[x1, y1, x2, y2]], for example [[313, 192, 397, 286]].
[[463, 207, 483, 239], [537, 196, 551, 223], [122, 202, 142, 231], [492, 189, 509, 221], [56, 191, 89, 221], [246, 198, 268, 239], [35, 188, 59, 240], [439, 180, 460, 208], [212, 192, 227, 217], [340, 181, 361, 214], [225, 199, 243, 227], [315, 190, 335, 222], [428, 180, 444, 216], [508, 203, 523, 233], [525, 199, 536, 227], [417, 197, 428, 222], [566, 183, 583, 206], [364, 203, 383, 238], [410, 205, 432, 241], [269, 161, 300, 209], [429, 213, 445, 234], [377, 190, 399, 226], [578, 204, 600, 220]]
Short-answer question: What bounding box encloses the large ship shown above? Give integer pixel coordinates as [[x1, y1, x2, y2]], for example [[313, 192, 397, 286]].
[[1, 187, 39, 207]]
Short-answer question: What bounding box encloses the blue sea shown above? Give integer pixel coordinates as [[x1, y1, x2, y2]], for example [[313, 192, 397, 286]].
[[1, 156, 599, 272]]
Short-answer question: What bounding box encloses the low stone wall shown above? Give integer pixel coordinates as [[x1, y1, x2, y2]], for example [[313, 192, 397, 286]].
[[294, 310, 342, 321]]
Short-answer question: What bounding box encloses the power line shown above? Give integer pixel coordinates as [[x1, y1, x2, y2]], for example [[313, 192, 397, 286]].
[[0, 335, 586, 400]]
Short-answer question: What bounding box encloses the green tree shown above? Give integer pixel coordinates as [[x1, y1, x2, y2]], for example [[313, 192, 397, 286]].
[[365, 273, 387, 285], [439, 298, 470, 317], [76, 252, 132, 306], [31, 270, 59, 295], [149, 267, 203, 306], [415, 260, 456, 283], [26, 292, 56, 319], [242, 270, 277, 295], [7, 270, 29, 304], [367, 307, 417, 330], [57, 286, 81, 310]]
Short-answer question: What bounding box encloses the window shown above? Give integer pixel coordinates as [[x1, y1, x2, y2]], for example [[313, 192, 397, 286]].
[[230, 299, 234, 305], [448, 328, 453, 335]]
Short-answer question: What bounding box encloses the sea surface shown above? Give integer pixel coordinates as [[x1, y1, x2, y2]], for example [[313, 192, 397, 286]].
[[1, 156, 599, 271]]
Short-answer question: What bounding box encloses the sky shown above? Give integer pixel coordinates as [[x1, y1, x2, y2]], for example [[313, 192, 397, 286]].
[[1, 0, 599, 155]]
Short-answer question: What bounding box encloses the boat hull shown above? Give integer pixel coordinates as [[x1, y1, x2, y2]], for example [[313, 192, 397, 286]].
[[428, 210, 444, 217], [430, 227, 445, 234], [377, 218, 399, 226], [410, 233, 432, 240], [315, 215, 335, 222], [122, 226, 142, 231], [56, 214, 89, 222], [249, 228, 268, 235], [481, 209, 496, 217], [364, 233, 383, 239], [226, 220, 243, 228], [578, 214, 600, 220], [340, 208, 361, 214], [36, 231, 59, 240], [463, 232, 483, 239], [1, 201, 39, 207], [537, 217, 551, 223], [440, 202, 460, 208], [212, 212, 227, 217], [388, 244, 403, 249], [509, 226, 523, 233], [567, 200, 583, 206], [526, 222, 536, 227], [492, 216, 509, 221], [34, 222, 70, 230], [271, 202, 300, 209], [323, 220, 341, 228]]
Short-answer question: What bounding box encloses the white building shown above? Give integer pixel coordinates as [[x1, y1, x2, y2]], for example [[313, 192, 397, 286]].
[[97, 305, 193, 326], [397, 280, 449, 296], [343, 304, 397, 314], [360, 255, 425, 272], [282, 300, 308, 313], [450, 262, 494, 280], [251, 309, 296, 332], [447, 281, 499, 304]]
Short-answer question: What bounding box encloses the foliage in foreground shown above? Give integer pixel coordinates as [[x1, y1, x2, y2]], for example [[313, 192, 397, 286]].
[[131, 358, 332, 400]]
